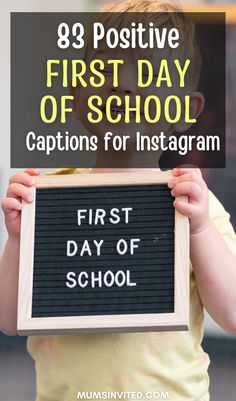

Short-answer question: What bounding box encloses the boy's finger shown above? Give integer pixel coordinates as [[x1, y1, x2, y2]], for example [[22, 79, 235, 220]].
[[24, 168, 40, 176], [7, 183, 34, 203], [171, 181, 202, 201], [1, 198, 22, 214], [9, 172, 36, 187], [173, 167, 202, 177], [168, 172, 205, 189], [173, 199, 198, 218]]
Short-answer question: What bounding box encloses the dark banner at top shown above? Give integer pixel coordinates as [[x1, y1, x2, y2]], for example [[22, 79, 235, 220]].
[[11, 12, 225, 168]]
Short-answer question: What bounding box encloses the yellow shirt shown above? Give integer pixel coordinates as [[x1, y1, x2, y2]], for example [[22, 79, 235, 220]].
[[27, 168, 236, 401]]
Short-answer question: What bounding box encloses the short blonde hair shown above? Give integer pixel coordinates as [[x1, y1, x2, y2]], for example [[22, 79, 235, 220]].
[[102, 0, 182, 13], [100, 0, 201, 90]]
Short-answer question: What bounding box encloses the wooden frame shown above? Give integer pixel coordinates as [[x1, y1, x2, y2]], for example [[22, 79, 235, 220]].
[[17, 170, 189, 335]]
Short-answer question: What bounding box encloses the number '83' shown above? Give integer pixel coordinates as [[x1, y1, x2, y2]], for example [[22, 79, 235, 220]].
[[57, 22, 84, 49]]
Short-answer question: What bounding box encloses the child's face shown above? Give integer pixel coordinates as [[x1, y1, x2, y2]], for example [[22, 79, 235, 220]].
[[73, 38, 204, 154], [74, 46, 188, 142]]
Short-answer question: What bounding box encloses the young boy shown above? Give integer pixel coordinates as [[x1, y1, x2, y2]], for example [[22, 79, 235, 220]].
[[1, 1, 236, 401]]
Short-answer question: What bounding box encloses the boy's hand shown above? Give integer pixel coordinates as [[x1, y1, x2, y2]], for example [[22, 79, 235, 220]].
[[1, 169, 40, 243], [168, 167, 210, 234]]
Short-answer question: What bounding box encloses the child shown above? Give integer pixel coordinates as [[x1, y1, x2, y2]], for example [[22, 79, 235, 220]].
[[1, 1, 236, 401]]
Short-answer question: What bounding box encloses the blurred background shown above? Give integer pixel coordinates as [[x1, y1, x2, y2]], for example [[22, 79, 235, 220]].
[[0, 0, 236, 400]]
